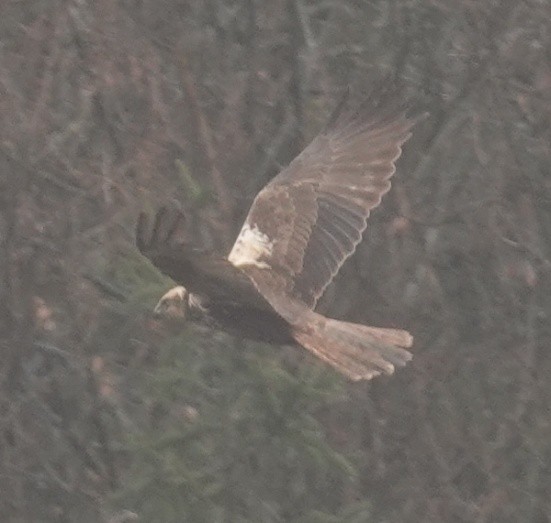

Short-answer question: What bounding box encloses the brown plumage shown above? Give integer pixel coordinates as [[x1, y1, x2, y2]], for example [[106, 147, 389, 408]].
[[137, 84, 424, 381]]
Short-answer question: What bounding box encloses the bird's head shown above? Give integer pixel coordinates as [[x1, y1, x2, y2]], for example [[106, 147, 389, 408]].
[[154, 286, 189, 320]]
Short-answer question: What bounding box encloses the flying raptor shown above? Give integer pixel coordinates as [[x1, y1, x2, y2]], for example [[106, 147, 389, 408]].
[[137, 85, 423, 381]]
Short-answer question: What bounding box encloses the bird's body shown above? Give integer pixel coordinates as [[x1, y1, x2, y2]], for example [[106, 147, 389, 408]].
[[187, 292, 296, 346], [147, 245, 298, 344], [137, 83, 424, 381]]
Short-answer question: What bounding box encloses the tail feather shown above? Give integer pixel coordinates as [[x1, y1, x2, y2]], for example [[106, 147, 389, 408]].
[[293, 317, 413, 381]]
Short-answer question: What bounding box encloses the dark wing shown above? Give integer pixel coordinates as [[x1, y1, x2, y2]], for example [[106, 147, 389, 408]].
[[137, 208, 273, 310], [228, 83, 424, 310]]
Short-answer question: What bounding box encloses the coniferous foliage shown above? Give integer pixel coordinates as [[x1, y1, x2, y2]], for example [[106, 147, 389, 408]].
[[0, 1, 550, 522]]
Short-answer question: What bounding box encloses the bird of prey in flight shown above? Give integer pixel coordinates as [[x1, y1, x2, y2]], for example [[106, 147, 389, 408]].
[[137, 85, 423, 381]]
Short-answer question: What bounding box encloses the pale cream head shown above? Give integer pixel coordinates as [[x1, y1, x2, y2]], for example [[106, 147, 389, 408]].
[[154, 286, 189, 319]]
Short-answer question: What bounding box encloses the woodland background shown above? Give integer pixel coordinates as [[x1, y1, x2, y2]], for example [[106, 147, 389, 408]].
[[1, 1, 550, 522]]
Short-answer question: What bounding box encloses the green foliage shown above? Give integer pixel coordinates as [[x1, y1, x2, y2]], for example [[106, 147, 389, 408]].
[[175, 159, 211, 207], [110, 289, 370, 521]]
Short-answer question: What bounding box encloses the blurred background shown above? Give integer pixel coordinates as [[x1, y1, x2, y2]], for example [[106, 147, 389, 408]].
[[1, 1, 550, 522]]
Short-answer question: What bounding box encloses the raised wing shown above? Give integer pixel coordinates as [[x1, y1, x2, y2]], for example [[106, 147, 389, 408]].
[[228, 83, 424, 309], [137, 208, 273, 310]]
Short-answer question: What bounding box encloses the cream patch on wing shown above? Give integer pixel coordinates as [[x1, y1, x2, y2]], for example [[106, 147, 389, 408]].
[[228, 223, 274, 269]]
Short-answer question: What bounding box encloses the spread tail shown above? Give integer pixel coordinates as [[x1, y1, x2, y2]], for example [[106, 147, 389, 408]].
[[293, 316, 413, 381]]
